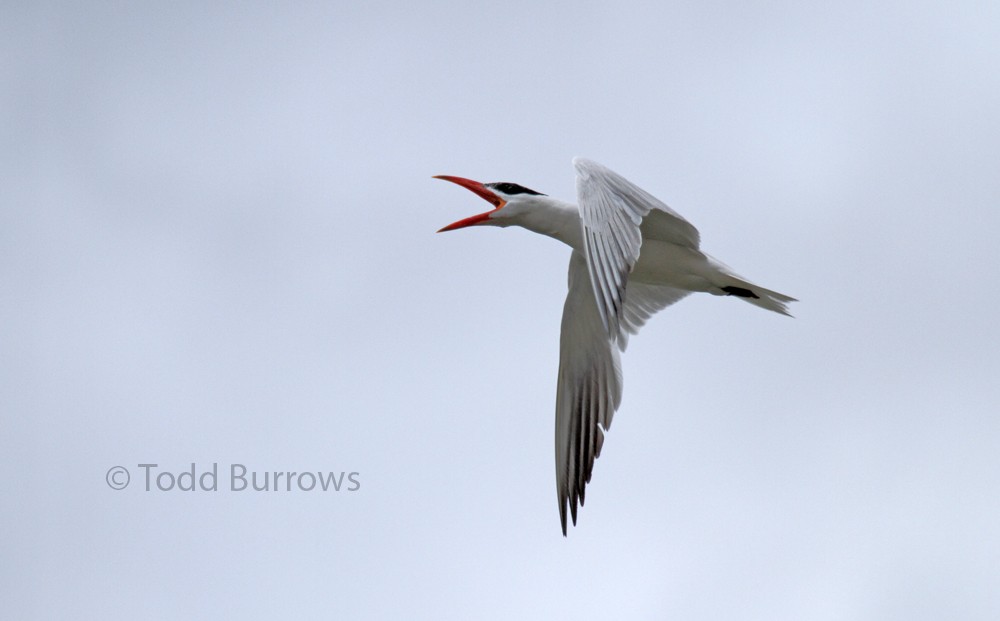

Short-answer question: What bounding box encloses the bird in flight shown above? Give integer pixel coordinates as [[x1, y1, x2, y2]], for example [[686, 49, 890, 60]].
[[435, 158, 795, 535]]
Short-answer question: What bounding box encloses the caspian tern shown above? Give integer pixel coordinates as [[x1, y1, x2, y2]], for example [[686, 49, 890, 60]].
[[436, 158, 795, 535]]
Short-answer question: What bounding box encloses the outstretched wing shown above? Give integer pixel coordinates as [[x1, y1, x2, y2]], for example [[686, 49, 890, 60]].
[[574, 157, 700, 343], [555, 251, 623, 534]]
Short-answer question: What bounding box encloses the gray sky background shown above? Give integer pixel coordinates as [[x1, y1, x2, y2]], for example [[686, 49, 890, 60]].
[[4, 2, 999, 619]]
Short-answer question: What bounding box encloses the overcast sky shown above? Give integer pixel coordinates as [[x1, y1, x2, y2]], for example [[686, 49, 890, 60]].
[[4, 2, 1000, 619]]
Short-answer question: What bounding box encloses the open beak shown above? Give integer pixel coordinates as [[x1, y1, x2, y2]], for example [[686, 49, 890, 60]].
[[434, 175, 506, 232]]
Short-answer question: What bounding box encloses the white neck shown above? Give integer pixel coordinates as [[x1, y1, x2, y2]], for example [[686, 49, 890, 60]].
[[514, 198, 583, 251]]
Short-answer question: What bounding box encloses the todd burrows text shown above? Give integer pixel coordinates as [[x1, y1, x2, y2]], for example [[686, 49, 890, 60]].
[[111, 463, 361, 492]]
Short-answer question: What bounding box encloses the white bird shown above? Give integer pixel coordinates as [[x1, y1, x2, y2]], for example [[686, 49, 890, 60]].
[[435, 158, 795, 535]]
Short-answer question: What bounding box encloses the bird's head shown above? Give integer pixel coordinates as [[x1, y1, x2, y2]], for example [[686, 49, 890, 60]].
[[434, 176, 547, 232]]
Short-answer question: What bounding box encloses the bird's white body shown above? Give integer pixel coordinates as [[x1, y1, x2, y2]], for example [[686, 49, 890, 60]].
[[436, 158, 795, 535], [516, 202, 722, 294]]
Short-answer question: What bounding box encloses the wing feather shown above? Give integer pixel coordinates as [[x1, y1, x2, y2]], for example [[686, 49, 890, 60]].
[[616, 282, 692, 350], [574, 157, 700, 342], [556, 159, 706, 533], [556, 251, 622, 534]]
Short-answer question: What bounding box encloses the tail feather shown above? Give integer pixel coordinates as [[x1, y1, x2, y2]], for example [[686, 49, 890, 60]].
[[720, 277, 797, 316]]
